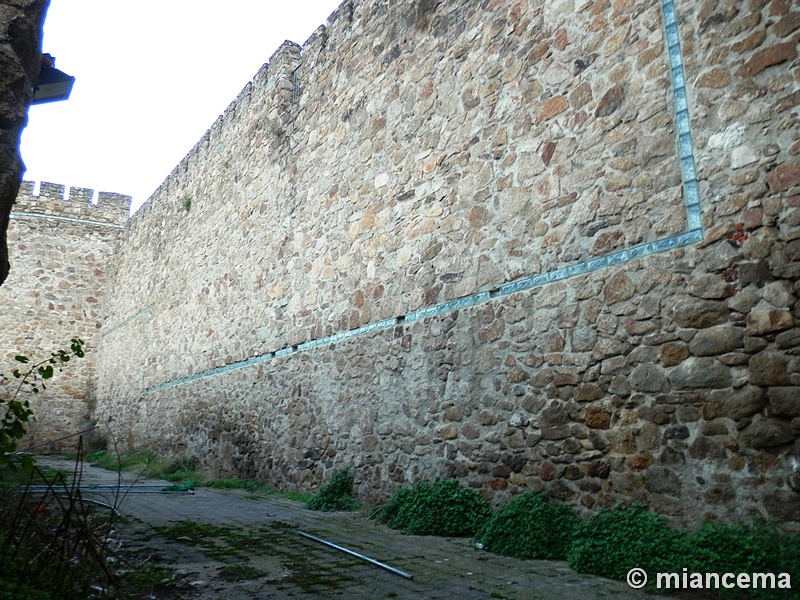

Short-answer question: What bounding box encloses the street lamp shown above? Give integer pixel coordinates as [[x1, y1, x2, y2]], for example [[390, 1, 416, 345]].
[[32, 53, 75, 104]]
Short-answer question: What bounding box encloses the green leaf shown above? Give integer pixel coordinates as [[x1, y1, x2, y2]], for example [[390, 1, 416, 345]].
[[14, 355, 30, 364], [39, 365, 54, 379], [9, 421, 25, 438]]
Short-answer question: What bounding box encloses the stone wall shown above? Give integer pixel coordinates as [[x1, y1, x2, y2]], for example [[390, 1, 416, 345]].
[[95, 0, 800, 528], [0, 181, 129, 449]]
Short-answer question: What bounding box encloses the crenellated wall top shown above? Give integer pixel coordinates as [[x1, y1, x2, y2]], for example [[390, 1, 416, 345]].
[[13, 181, 131, 227]]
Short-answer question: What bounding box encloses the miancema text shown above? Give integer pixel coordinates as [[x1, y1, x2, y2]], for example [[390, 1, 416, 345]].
[[658, 570, 791, 590]]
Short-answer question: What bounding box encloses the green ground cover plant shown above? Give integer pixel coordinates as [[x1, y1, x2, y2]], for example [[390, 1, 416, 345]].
[[373, 479, 799, 598], [306, 468, 359, 511], [476, 491, 579, 560], [684, 520, 800, 599], [567, 503, 688, 580], [566, 504, 800, 598], [375, 479, 490, 537]]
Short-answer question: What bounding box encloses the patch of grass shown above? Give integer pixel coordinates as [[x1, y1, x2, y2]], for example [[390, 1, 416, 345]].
[[153, 520, 358, 594], [157, 521, 248, 563], [477, 491, 579, 560], [156, 520, 229, 545], [204, 477, 269, 491], [307, 468, 359, 512], [87, 448, 159, 475], [0, 465, 68, 488], [375, 479, 490, 537], [86, 448, 313, 502], [218, 563, 265, 581], [118, 563, 175, 596], [277, 489, 314, 503]]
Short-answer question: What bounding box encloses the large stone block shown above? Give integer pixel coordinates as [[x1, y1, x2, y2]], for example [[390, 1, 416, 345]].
[[688, 325, 745, 356], [738, 417, 795, 449], [669, 358, 732, 389], [746, 310, 794, 335], [768, 387, 800, 417], [629, 364, 669, 392], [644, 466, 681, 495], [749, 352, 790, 386], [704, 387, 767, 421], [671, 298, 730, 329]]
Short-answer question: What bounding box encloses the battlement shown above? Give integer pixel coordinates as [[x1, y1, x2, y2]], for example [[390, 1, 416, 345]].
[[14, 181, 131, 226]]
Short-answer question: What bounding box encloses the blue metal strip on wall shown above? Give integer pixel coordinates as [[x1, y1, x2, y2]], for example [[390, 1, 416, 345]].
[[140, 0, 702, 395], [101, 306, 153, 337]]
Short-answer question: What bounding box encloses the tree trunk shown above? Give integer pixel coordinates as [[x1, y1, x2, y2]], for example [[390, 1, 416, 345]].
[[0, 0, 49, 286]]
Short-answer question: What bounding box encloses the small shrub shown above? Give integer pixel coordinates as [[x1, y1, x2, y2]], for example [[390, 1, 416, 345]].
[[477, 491, 579, 560], [84, 430, 107, 454], [686, 520, 800, 599], [774, 531, 800, 583], [375, 479, 490, 537], [687, 521, 770, 577], [307, 468, 358, 511], [162, 455, 196, 474], [1, 338, 85, 470], [567, 503, 686, 580]]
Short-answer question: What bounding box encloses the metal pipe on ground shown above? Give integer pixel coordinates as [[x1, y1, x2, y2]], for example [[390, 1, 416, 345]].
[[298, 531, 413, 580]]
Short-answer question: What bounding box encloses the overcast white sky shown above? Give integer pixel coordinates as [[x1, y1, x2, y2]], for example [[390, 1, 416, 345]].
[[20, 1, 344, 213]]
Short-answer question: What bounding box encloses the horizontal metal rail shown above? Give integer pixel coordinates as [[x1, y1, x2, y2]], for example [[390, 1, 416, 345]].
[[23, 485, 194, 495]]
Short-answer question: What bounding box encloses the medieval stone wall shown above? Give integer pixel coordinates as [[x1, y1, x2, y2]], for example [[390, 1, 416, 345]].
[[0, 181, 129, 449], [94, 0, 800, 528]]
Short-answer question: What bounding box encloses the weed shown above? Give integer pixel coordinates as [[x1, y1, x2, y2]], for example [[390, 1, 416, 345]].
[[307, 468, 359, 512], [375, 479, 490, 537], [182, 196, 192, 211], [477, 491, 579, 560], [0, 444, 121, 598]]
